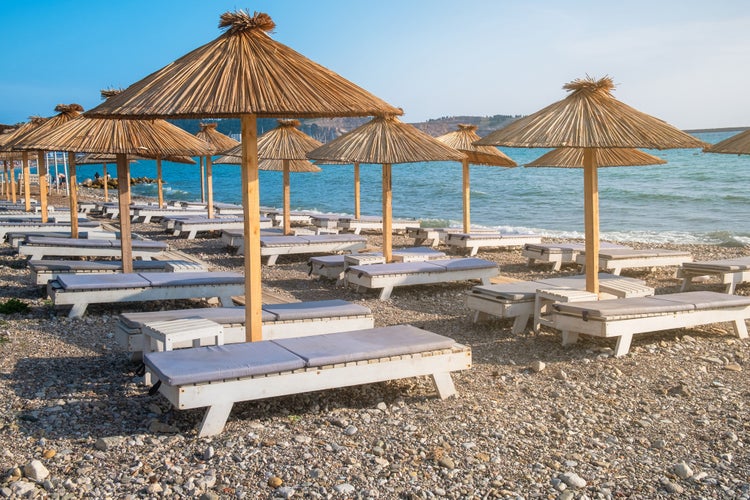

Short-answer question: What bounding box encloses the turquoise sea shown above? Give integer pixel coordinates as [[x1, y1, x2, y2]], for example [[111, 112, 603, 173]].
[[65, 130, 750, 246]]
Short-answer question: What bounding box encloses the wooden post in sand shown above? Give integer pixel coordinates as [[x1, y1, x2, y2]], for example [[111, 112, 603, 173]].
[[583, 148, 599, 295], [116, 153, 133, 273], [462, 158, 471, 233], [37, 151, 49, 223], [241, 115, 262, 342], [22, 152, 31, 212], [156, 157, 164, 208], [354, 162, 361, 219], [102, 163, 109, 202], [282, 159, 291, 235], [199, 156, 206, 203], [206, 156, 215, 219], [67, 152, 79, 238], [382, 163, 393, 263]]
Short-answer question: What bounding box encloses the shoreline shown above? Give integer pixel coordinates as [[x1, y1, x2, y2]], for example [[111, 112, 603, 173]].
[[1, 188, 749, 497]]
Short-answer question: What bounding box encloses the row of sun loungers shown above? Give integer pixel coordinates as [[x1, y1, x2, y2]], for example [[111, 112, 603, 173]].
[[678, 256, 750, 293], [310, 214, 420, 235], [0, 220, 102, 241]]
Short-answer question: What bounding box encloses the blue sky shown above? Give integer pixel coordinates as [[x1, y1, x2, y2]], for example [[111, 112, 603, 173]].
[[2, 0, 749, 129]]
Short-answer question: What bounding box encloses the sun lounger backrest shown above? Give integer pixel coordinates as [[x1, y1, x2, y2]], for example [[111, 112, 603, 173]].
[[260, 235, 310, 246], [350, 261, 445, 277], [553, 296, 693, 319], [429, 258, 497, 271], [653, 290, 750, 310], [299, 234, 366, 243], [140, 271, 243, 287]]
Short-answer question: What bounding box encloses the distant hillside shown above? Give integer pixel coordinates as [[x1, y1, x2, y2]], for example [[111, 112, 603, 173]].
[[169, 114, 521, 143]]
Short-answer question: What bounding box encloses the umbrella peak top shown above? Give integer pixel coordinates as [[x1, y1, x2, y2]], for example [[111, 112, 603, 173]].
[[200, 122, 218, 131], [563, 75, 615, 95], [54, 103, 84, 115], [277, 119, 301, 128], [457, 124, 478, 132], [219, 10, 275, 36], [101, 88, 123, 100]]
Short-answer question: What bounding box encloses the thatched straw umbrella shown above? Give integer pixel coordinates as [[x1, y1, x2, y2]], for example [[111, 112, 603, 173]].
[[476, 76, 706, 294], [435, 124, 517, 233], [1, 117, 50, 214], [21, 114, 212, 272], [7, 104, 85, 225], [703, 129, 750, 155], [85, 10, 401, 342], [195, 123, 240, 218], [308, 114, 466, 261]]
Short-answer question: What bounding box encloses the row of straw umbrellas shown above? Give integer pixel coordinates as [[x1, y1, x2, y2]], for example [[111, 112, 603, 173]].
[[1, 9, 748, 344]]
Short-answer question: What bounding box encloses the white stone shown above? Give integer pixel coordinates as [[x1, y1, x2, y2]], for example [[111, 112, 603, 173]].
[[674, 461, 693, 479], [23, 460, 49, 482]]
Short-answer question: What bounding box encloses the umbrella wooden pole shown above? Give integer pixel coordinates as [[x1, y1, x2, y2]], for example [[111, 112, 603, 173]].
[[10, 162, 17, 204], [383, 163, 393, 262], [206, 156, 215, 219], [2, 163, 8, 201], [283, 159, 291, 235], [241, 115, 263, 342], [67, 152, 79, 238], [354, 162, 361, 219], [116, 154, 134, 273], [22, 152, 31, 212], [103, 164, 109, 202], [583, 148, 599, 295], [37, 151, 49, 223], [156, 157, 164, 208], [199, 157, 206, 203], [462, 159, 471, 233]]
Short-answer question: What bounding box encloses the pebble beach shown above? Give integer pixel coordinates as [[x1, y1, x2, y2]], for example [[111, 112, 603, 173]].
[[1, 187, 750, 499]]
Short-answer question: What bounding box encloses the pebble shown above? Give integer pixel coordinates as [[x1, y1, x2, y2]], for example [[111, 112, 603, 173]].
[[22, 460, 49, 482], [674, 461, 693, 479], [559, 472, 586, 488]]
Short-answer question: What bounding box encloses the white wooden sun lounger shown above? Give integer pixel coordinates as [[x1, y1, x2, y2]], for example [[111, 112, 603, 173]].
[[308, 247, 448, 283], [5, 229, 114, 248], [267, 210, 317, 227], [407, 226, 498, 248], [345, 258, 499, 300], [213, 203, 245, 215], [259, 234, 367, 265], [172, 216, 247, 239], [18, 236, 168, 261], [523, 242, 630, 271], [47, 271, 244, 318], [338, 216, 419, 235], [143, 324, 471, 436], [465, 274, 655, 334], [575, 248, 693, 275], [551, 291, 750, 356], [678, 257, 750, 294], [131, 205, 208, 224], [0, 221, 102, 242], [444, 232, 542, 256], [29, 259, 206, 286], [115, 299, 375, 358]]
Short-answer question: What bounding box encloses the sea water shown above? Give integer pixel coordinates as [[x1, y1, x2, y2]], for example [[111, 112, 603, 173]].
[[69, 130, 750, 246]]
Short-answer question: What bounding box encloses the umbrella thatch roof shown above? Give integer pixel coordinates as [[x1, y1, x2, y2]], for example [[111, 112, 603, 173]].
[[307, 115, 467, 164], [6, 104, 84, 150], [84, 11, 401, 119], [703, 129, 750, 155], [0, 117, 48, 151], [257, 119, 323, 160], [476, 76, 707, 150], [526, 147, 666, 168], [260, 158, 321, 172], [195, 123, 239, 154], [20, 116, 213, 157], [436, 124, 516, 166]]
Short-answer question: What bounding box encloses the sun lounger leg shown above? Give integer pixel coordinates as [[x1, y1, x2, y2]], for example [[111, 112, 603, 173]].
[[218, 295, 234, 307], [726, 280, 737, 294], [610, 266, 622, 275], [561, 330, 579, 346], [552, 259, 562, 272], [680, 276, 691, 292], [480, 277, 492, 285], [732, 318, 749, 339], [511, 314, 530, 335], [430, 371, 456, 399], [613, 334, 633, 357], [67, 302, 88, 319], [197, 402, 234, 437], [469, 247, 479, 257], [172, 229, 181, 236], [378, 286, 394, 301], [353, 227, 362, 235], [265, 255, 279, 266], [187, 230, 197, 240]]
